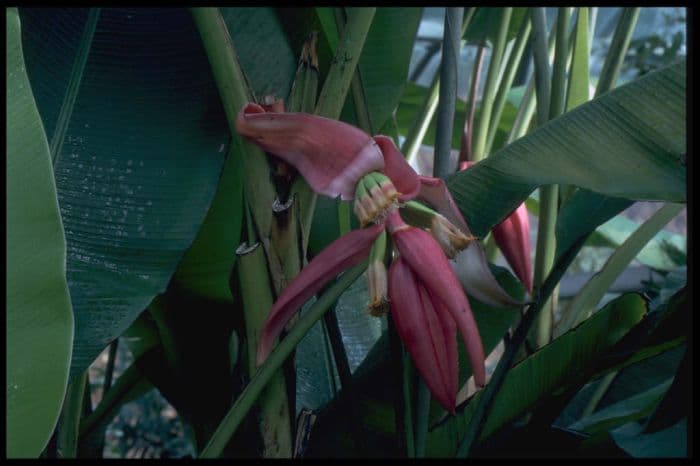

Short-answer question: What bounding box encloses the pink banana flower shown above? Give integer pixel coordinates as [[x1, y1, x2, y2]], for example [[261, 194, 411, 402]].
[[460, 160, 533, 293], [236, 103, 518, 410]]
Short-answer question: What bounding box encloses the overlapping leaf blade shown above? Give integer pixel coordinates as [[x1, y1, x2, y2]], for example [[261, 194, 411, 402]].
[[7, 8, 74, 457], [447, 61, 686, 238], [19, 7, 231, 378]]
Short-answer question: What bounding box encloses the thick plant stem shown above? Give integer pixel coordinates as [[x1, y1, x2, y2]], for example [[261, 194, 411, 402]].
[[316, 8, 376, 119], [434, 7, 464, 178], [549, 8, 572, 119], [237, 241, 293, 458], [193, 8, 293, 457], [531, 185, 558, 348], [200, 262, 368, 458], [57, 371, 88, 458], [529, 7, 571, 349], [404, 8, 475, 165], [471, 7, 512, 162], [530, 8, 551, 126], [595, 7, 641, 97], [456, 235, 588, 457]]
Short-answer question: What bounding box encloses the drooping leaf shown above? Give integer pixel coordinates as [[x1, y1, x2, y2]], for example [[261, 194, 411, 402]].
[[567, 378, 672, 434], [19, 8, 231, 378], [611, 418, 687, 458], [425, 293, 647, 456], [448, 61, 686, 238], [6, 8, 74, 457], [556, 203, 684, 336], [589, 212, 686, 271]]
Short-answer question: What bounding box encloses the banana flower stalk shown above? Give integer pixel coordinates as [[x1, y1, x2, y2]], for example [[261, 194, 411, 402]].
[[236, 103, 521, 412]]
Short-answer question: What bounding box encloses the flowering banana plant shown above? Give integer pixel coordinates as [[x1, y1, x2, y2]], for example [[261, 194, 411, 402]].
[[236, 102, 526, 412]]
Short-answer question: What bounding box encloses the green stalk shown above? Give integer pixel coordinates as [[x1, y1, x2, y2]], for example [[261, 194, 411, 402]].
[[595, 7, 641, 97], [236, 241, 293, 457], [288, 34, 320, 254], [529, 7, 570, 349], [403, 72, 440, 163], [549, 8, 572, 119], [484, 16, 532, 155], [561, 7, 592, 203], [200, 261, 368, 458], [403, 7, 475, 164], [505, 21, 557, 145], [530, 8, 551, 127], [433, 7, 464, 178], [471, 7, 512, 162], [316, 8, 376, 119], [192, 9, 294, 456], [456, 234, 589, 457], [459, 43, 486, 163], [581, 371, 618, 417], [192, 7, 275, 240], [57, 371, 88, 458]]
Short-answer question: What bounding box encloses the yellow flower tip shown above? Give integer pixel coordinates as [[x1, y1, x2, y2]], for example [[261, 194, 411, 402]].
[[430, 214, 475, 259]]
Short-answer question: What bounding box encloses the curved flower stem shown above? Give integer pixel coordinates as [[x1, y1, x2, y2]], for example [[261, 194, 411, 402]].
[[456, 235, 588, 457], [199, 261, 368, 458], [434, 7, 464, 179]]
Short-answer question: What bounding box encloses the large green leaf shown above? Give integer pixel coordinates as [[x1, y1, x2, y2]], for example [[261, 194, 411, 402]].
[[567, 378, 672, 434], [6, 8, 74, 457], [425, 293, 647, 456], [19, 8, 231, 378], [447, 61, 686, 238], [221, 7, 298, 100]]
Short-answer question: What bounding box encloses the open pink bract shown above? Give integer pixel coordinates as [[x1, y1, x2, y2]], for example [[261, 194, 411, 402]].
[[236, 103, 385, 200]]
